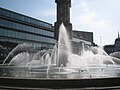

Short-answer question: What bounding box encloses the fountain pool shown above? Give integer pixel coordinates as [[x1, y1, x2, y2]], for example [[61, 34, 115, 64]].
[[0, 23, 120, 89]]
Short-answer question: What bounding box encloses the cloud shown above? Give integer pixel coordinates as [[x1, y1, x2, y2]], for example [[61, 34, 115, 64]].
[[71, 0, 117, 45], [80, 12, 110, 30], [71, 1, 110, 31]]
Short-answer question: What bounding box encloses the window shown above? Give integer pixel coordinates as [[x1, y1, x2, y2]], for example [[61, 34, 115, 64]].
[[0, 28, 3, 36], [0, 19, 4, 26], [10, 13, 15, 18]]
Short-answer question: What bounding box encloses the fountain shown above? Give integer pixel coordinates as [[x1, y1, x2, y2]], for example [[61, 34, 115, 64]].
[[0, 23, 120, 89]]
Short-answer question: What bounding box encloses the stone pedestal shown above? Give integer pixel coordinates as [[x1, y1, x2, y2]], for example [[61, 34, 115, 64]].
[[54, 0, 72, 40]]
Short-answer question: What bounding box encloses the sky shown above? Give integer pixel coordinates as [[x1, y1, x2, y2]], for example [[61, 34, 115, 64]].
[[0, 0, 120, 45]]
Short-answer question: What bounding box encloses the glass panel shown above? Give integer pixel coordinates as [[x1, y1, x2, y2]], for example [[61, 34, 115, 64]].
[[0, 28, 3, 36]]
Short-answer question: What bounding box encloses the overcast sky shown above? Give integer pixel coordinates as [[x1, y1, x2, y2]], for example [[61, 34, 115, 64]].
[[0, 0, 120, 45]]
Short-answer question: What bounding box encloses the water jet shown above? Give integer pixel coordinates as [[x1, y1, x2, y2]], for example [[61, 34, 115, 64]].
[[0, 23, 120, 89]]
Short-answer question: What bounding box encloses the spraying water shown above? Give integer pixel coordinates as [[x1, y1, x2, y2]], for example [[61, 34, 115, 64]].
[[57, 23, 72, 66], [2, 23, 120, 78]]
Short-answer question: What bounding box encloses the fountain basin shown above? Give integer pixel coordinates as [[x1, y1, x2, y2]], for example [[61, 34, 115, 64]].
[[0, 77, 120, 89], [0, 65, 120, 89]]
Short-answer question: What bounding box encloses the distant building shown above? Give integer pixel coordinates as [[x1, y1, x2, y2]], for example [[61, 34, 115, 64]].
[[72, 30, 94, 54], [0, 7, 56, 50], [104, 31, 120, 54], [73, 30, 93, 45], [114, 32, 120, 52], [104, 45, 114, 54]]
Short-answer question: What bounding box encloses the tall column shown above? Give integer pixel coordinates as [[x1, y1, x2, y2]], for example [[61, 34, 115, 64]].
[[54, 0, 72, 40]]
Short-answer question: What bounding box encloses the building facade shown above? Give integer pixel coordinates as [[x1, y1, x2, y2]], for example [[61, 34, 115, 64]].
[[104, 45, 114, 54], [114, 38, 120, 52], [0, 7, 56, 61], [73, 31, 93, 44], [0, 7, 56, 49], [72, 30, 94, 54], [104, 32, 120, 54]]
